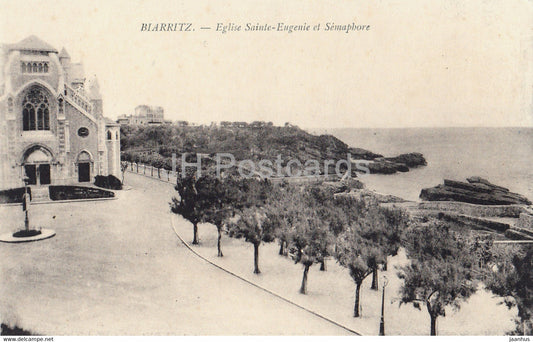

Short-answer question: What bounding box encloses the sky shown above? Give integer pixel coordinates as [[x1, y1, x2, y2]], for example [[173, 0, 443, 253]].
[[1, 0, 532, 128]]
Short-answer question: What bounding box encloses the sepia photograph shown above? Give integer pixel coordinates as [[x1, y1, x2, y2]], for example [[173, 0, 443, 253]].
[[0, 0, 532, 338]]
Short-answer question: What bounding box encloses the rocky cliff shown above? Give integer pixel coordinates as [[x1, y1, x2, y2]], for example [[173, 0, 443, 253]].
[[420, 176, 532, 205]]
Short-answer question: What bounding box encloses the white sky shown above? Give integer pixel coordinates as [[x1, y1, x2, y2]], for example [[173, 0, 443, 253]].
[[1, 0, 532, 128]]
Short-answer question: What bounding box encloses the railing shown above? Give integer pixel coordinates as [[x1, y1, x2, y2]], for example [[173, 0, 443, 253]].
[[64, 84, 93, 114], [125, 161, 339, 185], [125, 161, 178, 183]]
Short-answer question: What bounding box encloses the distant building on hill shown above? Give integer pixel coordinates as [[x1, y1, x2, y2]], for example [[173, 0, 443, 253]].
[[117, 105, 170, 125]]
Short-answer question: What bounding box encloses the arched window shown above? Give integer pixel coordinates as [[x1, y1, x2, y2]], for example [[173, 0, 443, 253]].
[[22, 88, 50, 131], [7, 98, 13, 113], [107, 130, 112, 140], [43, 63, 49, 72], [116, 131, 119, 140], [21, 62, 26, 73], [27, 63, 32, 73], [38, 63, 43, 73], [23, 103, 35, 131], [32, 63, 38, 73]]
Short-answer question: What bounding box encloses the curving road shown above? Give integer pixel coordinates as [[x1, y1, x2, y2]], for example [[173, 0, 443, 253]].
[[0, 172, 352, 335]]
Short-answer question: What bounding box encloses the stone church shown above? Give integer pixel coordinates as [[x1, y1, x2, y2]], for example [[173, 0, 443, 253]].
[[0, 35, 120, 189]]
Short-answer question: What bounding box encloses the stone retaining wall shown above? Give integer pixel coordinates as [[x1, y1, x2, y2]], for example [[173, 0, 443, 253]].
[[418, 201, 527, 218]]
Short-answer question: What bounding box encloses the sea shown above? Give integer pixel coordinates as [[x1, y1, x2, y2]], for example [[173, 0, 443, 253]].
[[313, 127, 533, 202]]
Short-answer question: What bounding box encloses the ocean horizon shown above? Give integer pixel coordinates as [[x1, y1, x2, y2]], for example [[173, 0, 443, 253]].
[[310, 127, 533, 202]]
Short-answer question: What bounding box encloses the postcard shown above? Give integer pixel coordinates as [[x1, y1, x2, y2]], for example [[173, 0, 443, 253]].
[[0, 0, 531, 339]]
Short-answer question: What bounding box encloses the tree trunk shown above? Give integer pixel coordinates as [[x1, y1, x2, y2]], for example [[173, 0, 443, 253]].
[[217, 226, 223, 257], [320, 258, 327, 271], [430, 315, 437, 336], [253, 242, 261, 274], [371, 268, 378, 290], [354, 282, 362, 317], [192, 223, 199, 245], [300, 264, 310, 294]]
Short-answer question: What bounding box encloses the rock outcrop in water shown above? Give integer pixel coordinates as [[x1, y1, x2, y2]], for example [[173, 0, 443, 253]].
[[366, 152, 427, 174], [420, 176, 532, 205]]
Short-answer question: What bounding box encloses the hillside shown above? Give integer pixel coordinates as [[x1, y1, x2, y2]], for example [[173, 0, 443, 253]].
[[120, 123, 426, 177]]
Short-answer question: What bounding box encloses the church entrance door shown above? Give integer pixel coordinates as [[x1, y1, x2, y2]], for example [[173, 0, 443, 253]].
[[39, 164, 51, 185], [22, 147, 53, 186], [78, 162, 90, 182], [24, 164, 51, 185], [24, 165, 37, 185]]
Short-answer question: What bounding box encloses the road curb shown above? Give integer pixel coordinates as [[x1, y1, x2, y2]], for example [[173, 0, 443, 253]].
[[170, 216, 362, 336]]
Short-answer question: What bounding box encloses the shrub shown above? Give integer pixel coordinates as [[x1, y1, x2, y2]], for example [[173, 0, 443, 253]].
[[0, 187, 32, 204], [1, 323, 33, 336], [94, 175, 123, 190], [49, 185, 115, 200]]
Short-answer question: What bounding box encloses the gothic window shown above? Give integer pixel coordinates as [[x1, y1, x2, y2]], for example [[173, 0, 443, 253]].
[[23, 103, 35, 131], [8, 98, 13, 113], [21, 62, 49, 74], [22, 88, 50, 131], [107, 130, 112, 140]]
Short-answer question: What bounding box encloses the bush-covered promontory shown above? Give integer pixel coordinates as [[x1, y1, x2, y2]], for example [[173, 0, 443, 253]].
[[120, 123, 426, 176]]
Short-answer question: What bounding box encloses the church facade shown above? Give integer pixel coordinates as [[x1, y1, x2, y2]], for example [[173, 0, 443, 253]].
[[0, 35, 120, 189]]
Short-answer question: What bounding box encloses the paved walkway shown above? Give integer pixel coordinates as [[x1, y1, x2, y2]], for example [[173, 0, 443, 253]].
[[0, 173, 351, 335]]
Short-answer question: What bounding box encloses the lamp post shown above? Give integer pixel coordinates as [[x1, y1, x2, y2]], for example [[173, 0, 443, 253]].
[[22, 176, 30, 231], [379, 275, 389, 336]]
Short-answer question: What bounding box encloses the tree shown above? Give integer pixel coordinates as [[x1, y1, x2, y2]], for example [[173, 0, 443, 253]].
[[485, 244, 533, 335], [336, 222, 384, 317], [210, 175, 273, 258], [334, 193, 409, 289], [229, 207, 276, 274], [199, 177, 229, 257], [171, 173, 216, 245], [203, 207, 231, 257], [263, 183, 303, 257], [378, 206, 409, 271], [359, 203, 409, 290], [399, 221, 478, 336], [303, 183, 345, 271], [290, 209, 334, 294]]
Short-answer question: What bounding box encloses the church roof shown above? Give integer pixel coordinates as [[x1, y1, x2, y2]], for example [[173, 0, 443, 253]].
[[58, 47, 70, 58], [9, 35, 58, 53]]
